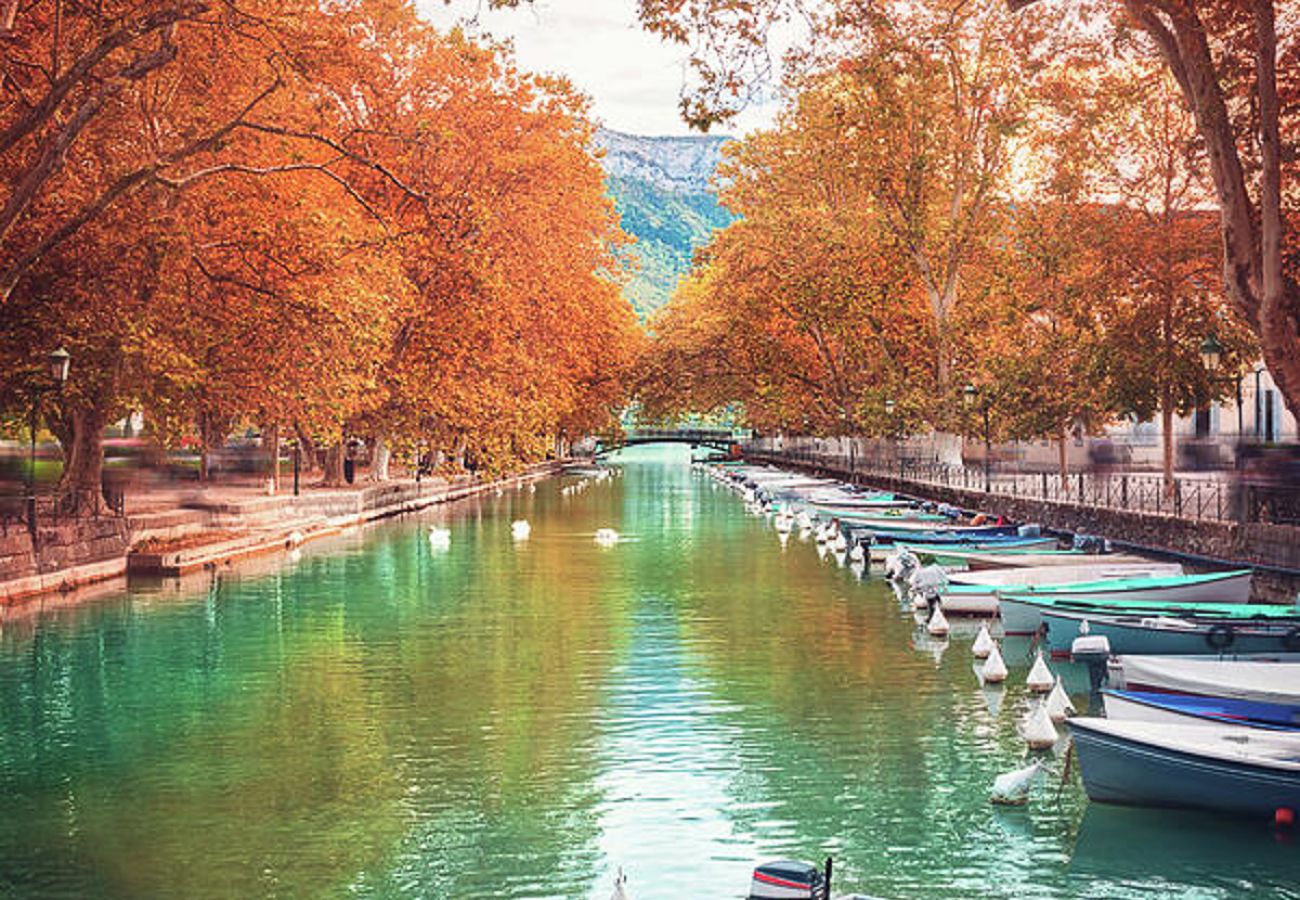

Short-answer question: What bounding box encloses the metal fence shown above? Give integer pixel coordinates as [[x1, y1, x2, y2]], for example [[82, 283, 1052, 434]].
[[0, 481, 126, 534], [746, 441, 1297, 526]]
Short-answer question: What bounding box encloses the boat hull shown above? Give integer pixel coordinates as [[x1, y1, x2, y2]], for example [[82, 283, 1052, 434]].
[[1039, 610, 1300, 657], [1068, 719, 1300, 817], [999, 572, 1256, 637], [949, 562, 1184, 587], [1102, 690, 1300, 730]]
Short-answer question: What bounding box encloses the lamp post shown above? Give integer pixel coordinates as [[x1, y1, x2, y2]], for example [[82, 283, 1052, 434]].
[[884, 398, 897, 474], [1199, 332, 1243, 442], [26, 348, 71, 543], [963, 383, 991, 493]]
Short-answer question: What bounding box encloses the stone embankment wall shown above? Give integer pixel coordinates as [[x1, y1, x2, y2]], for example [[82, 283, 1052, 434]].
[[1, 463, 562, 605], [746, 451, 1300, 603]]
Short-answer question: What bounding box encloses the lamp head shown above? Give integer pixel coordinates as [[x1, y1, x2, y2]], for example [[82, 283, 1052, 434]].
[[48, 347, 70, 384]]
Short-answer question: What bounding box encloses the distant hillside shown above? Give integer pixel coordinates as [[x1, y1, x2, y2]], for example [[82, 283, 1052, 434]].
[[595, 129, 734, 317]]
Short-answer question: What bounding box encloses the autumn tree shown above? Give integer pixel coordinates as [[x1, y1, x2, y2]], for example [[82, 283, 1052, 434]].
[[638, 0, 1300, 422]]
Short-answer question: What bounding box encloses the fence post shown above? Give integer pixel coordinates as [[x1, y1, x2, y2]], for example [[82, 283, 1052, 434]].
[[1174, 481, 1182, 518], [1121, 475, 1128, 510], [1077, 472, 1084, 503]]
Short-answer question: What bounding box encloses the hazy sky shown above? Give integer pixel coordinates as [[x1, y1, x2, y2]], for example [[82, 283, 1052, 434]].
[[415, 0, 780, 137]]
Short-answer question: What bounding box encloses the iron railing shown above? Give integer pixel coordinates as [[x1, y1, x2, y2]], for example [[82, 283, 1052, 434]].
[[745, 441, 1296, 526]]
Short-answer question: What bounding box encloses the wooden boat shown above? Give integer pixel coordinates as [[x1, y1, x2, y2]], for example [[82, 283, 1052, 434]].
[[1107, 655, 1300, 705], [1001, 569, 1252, 605], [1102, 689, 1300, 731], [958, 550, 1159, 571], [998, 570, 1255, 635], [926, 562, 1188, 616], [1066, 717, 1300, 818], [862, 534, 1052, 562], [949, 562, 1183, 586], [906, 539, 1060, 566], [1037, 606, 1300, 657]]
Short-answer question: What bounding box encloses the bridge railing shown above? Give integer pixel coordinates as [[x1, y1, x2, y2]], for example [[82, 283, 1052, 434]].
[[618, 428, 743, 443]]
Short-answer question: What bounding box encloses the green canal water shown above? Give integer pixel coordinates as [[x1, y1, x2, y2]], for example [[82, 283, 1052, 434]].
[[0, 447, 1296, 899]]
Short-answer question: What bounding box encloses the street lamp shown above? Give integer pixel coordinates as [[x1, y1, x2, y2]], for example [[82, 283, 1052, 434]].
[[27, 347, 71, 544], [1199, 332, 1243, 440], [963, 383, 992, 493], [1199, 333, 1223, 371]]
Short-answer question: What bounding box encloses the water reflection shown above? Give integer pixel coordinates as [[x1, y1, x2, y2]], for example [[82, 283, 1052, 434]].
[[0, 447, 1294, 899]]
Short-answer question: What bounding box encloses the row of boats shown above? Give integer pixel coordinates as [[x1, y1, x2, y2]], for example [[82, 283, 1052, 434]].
[[705, 461, 1300, 826]]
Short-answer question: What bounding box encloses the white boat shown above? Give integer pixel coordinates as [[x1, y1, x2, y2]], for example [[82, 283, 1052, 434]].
[[949, 562, 1184, 587], [1107, 654, 1300, 705]]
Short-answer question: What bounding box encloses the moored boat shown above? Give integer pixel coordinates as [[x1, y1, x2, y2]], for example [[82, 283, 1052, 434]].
[[959, 550, 1159, 571], [949, 562, 1183, 586], [1036, 606, 1300, 657], [1067, 717, 1300, 818], [998, 570, 1256, 636], [1107, 655, 1300, 705], [1102, 689, 1300, 731]]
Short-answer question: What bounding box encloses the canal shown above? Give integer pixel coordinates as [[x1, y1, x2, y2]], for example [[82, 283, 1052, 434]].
[[0, 447, 1295, 899]]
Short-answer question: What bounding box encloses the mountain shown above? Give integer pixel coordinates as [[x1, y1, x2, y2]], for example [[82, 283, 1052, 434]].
[[595, 129, 734, 318]]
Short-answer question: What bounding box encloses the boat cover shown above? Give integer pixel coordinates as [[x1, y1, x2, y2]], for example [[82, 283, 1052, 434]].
[[1111, 655, 1300, 705]]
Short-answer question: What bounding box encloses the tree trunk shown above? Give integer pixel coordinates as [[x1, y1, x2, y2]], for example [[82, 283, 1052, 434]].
[[370, 434, 390, 482], [294, 423, 318, 474], [1057, 425, 1069, 489], [322, 441, 345, 487], [59, 405, 106, 514]]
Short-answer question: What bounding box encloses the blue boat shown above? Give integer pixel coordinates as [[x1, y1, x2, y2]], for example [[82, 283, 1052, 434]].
[[1102, 690, 1300, 731], [1067, 717, 1300, 818]]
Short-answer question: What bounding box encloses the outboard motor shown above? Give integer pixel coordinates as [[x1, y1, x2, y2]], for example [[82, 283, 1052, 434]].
[[1071, 533, 1110, 554], [1071, 634, 1112, 693], [749, 859, 830, 900]]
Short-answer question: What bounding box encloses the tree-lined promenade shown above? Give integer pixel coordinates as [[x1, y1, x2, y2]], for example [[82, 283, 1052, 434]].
[[1, 0, 1296, 533], [637, 0, 1297, 484], [0, 0, 643, 512]]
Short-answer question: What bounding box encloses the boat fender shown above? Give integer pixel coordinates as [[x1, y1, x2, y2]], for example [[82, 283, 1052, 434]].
[[1205, 623, 1235, 650], [1284, 627, 1300, 652]]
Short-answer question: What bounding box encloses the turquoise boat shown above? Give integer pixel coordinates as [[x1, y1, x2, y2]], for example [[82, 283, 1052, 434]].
[[999, 570, 1257, 635], [906, 539, 1061, 566], [1039, 606, 1300, 656]]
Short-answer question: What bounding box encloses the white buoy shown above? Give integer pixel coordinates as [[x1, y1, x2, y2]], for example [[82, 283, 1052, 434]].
[[286, 530, 304, 547], [972, 624, 994, 659], [981, 642, 1008, 684], [595, 527, 619, 546], [990, 760, 1044, 806], [927, 605, 951, 637], [1026, 650, 1054, 693], [1022, 702, 1059, 750], [1044, 676, 1076, 724], [511, 520, 531, 540], [428, 526, 451, 547]]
